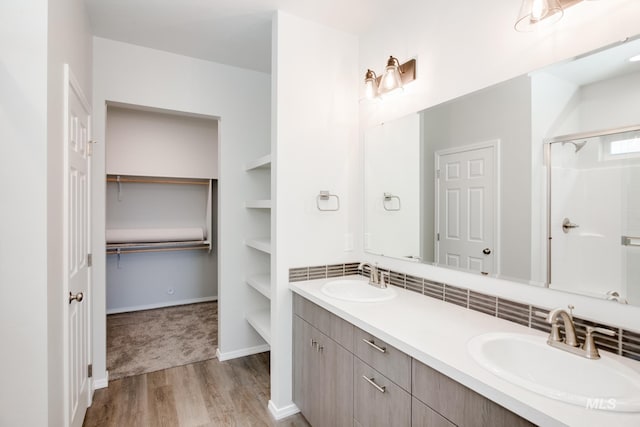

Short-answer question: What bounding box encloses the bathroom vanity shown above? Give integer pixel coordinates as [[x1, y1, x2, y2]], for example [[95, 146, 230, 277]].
[[290, 277, 640, 427]]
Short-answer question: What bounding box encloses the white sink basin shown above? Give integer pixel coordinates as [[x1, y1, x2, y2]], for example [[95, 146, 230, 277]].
[[321, 278, 397, 302], [468, 332, 640, 412]]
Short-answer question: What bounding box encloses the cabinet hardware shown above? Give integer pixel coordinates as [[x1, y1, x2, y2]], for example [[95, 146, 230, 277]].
[[317, 345, 324, 353], [362, 338, 386, 353], [310, 339, 317, 349], [362, 376, 386, 393]]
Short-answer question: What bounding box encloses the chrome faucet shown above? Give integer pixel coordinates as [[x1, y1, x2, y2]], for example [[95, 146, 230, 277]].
[[357, 262, 387, 288], [543, 305, 616, 359]]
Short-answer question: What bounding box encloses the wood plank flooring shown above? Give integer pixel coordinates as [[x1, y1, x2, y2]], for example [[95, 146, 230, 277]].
[[83, 352, 309, 427]]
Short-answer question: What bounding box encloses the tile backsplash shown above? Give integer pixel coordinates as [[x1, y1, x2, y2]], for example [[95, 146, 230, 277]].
[[289, 262, 640, 362]]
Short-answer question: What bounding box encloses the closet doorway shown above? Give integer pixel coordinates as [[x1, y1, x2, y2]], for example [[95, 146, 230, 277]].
[[104, 103, 219, 380]]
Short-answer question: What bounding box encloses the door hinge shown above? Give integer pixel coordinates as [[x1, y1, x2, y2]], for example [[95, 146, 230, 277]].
[[436, 169, 440, 179], [88, 253, 93, 267], [88, 364, 93, 378], [437, 233, 440, 241], [88, 139, 97, 156]]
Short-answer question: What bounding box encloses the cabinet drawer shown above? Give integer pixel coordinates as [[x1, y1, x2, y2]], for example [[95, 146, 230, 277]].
[[354, 358, 411, 427], [354, 327, 411, 391], [293, 294, 354, 351], [412, 397, 456, 427], [412, 360, 534, 427]]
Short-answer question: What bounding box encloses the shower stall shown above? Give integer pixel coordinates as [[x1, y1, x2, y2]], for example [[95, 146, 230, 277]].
[[547, 126, 640, 305]]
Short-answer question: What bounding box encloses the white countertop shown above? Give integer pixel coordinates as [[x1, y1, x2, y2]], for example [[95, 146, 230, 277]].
[[290, 276, 640, 427]]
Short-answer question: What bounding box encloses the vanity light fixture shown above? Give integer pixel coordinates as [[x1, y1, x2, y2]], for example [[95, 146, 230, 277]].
[[515, 0, 605, 32], [364, 56, 416, 99], [515, 0, 563, 32]]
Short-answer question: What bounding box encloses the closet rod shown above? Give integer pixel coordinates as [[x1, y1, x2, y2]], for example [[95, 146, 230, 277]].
[[106, 176, 209, 186], [106, 245, 210, 255]]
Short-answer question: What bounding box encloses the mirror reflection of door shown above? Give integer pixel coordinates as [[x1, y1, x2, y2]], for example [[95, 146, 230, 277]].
[[435, 141, 499, 275]]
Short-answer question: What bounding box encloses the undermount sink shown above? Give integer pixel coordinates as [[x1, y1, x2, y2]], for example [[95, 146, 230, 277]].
[[321, 277, 397, 302], [468, 332, 640, 412]]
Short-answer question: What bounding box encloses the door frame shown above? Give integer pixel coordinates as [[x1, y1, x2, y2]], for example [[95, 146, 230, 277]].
[[434, 139, 501, 275], [63, 63, 93, 425]]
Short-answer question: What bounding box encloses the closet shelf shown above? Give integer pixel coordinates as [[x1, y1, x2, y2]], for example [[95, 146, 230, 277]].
[[245, 238, 271, 254], [246, 309, 271, 345], [106, 175, 210, 185], [106, 240, 211, 255], [244, 154, 271, 171], [246, 274, 271, 299], [245, 200, 272, 209]]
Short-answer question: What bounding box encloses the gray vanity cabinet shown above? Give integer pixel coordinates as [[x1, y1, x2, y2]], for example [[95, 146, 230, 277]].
[[412, 360, 535, 427], [293, 298, 354, 427], [293, 294, 534, 427]]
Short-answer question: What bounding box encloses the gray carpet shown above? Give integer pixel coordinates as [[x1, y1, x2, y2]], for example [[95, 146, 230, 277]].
[[107, 301, 217, 381]]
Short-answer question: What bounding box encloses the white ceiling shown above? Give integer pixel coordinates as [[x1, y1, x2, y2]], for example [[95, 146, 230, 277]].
[[85, 0, 397, 73]]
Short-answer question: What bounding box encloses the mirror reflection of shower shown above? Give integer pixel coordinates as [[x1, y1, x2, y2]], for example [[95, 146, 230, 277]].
[[547, 126, 640, 305]]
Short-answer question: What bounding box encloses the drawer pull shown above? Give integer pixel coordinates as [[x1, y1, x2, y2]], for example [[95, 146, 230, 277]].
[[362, 338, 386, 353], [362, 376, 386, 393]]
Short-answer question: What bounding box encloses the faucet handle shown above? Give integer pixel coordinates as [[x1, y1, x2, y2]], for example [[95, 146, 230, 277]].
[[585, 326, 616, 337], [583, 326, 617, 359]]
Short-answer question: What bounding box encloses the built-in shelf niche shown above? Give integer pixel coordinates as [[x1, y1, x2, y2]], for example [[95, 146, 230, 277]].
[[246, 309, 271, 345], [245, 238, 271, 254], [244, 152, 272, 344], [244, 154, 271, 171], [245, 200, 271, 209], [246, 274, 271, 299]]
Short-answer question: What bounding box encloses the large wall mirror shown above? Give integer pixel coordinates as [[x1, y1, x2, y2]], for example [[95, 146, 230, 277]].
[[364, 36, 640, 306]]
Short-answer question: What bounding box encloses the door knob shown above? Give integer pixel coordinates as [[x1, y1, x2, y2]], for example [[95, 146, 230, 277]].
[[69, 292, 84, 304], [482, 248, 491, 255]]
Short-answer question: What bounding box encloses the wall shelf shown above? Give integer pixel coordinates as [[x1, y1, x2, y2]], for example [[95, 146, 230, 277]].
[[246, 274, 271, 299], [244, 154, 272, 171], [245, 238, 271, 254], [245, 200, 272, 209], [246, 309, 271, 345]]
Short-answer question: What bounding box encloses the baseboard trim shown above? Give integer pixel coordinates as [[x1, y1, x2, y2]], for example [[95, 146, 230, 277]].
[[216, 344, 270, 361], [106, 296, 218, 314], [268, 401, 300, 420], [93, 371, 109, 390]]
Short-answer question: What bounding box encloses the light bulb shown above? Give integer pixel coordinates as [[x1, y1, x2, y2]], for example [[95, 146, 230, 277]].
[[381, 56, 402, 92], [364, 69, 378, 99], [531, 0, 549, 21]]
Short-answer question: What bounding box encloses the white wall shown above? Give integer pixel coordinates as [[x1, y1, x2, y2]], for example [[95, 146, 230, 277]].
[[271, 10, 359, 415], [92, 37, 270, 385], [358, 0, 640, 329], [106, 105, 219, 179], [1, 0, 92, 425], [0, 2, 49, 426]]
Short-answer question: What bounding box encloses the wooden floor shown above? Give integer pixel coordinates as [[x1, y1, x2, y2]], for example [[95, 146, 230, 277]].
[[83, 352, 310, 427]]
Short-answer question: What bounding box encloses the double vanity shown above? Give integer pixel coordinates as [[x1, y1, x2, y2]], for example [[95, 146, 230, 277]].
[[290, 275, 640, 426]]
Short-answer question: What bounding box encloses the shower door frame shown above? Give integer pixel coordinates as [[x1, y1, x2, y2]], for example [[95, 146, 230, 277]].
[[544, 123, 640, 286]]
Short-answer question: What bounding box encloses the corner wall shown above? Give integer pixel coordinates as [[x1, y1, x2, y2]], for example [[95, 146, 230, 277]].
[[270, 10, 359, 415], [91, 38, 270, 384]]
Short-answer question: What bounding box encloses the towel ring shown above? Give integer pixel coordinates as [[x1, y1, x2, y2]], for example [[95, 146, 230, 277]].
[[317, 191, 340, 211], [383, 193, 401, 211]]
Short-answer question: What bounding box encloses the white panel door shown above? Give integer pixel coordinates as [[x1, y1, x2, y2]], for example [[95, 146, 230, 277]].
[[437, 144, 496, 275], [64, 65, 91, 427]]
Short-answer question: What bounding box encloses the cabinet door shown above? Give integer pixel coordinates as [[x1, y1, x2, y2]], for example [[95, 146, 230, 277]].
[[319, 333, 354, 427], [354, 358, 411, 427], [293, 316, 321, 427], [412, 397, 456, 427]]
